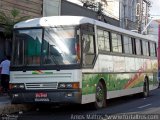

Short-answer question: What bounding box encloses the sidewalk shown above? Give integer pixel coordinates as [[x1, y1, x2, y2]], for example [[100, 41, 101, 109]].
[[0, 95, 33, 115]]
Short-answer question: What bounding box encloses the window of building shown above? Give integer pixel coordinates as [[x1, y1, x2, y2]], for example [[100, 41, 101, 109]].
[[111, 33, 122, 53], [97, 29, 110, 52], [123, 36, 132, 54]]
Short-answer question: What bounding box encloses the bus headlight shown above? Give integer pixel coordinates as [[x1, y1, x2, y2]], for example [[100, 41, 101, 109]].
[[58, 82, 79, 89], [19, 84, 25, 89], [59, 83, 66, 88], [9, 84, 25, 89]]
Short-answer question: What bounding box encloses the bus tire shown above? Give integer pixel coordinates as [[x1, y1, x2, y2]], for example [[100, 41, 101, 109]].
[[143, 77, 149, 97], [94, 81, 106, 109]]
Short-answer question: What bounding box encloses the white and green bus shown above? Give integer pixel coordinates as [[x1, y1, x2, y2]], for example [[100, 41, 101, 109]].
[[10, 16, 158, 109]]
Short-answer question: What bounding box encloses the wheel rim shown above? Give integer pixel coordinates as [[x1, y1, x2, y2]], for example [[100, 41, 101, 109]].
[[96, 83, 105, 107]]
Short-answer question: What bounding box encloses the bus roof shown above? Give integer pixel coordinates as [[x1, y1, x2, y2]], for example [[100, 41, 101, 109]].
[[14, 16, 94, 28], [14, 16, 156, 41]]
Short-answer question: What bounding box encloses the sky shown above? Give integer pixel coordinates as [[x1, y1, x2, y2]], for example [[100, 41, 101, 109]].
[[150, 0, 160, 19]]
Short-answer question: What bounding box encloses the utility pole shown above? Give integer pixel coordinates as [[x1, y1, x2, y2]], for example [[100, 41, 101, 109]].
[[137, 0, 142, 33], [120, 0, 127, 29]]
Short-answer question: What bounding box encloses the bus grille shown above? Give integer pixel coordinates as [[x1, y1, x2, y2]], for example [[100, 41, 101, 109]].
[[25, 82, 58, 90]]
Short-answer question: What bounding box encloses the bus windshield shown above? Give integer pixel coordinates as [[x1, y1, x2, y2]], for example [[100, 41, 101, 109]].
[[12, 26, 80, 67]]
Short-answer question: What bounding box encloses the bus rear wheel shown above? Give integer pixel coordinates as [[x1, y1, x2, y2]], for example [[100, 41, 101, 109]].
[[94, 81, 106, 109], [143, 77, 149, 97]]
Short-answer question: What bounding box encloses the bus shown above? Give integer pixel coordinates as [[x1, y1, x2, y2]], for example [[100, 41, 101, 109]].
[[158, 24, 160, 86], [10, 16, 158, 109]]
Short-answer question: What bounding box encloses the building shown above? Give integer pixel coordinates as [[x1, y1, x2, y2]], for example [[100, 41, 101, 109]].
[[119, 0, 151, 33], [43, 0, 119, 26], [0, 0, 43, 17], [66, 0, 119, 20]]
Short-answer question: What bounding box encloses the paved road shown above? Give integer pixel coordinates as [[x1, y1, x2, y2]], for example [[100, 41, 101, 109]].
[[9, 88, 160, 120]]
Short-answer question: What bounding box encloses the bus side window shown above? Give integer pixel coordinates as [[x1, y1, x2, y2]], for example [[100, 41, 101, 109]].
[[135, 39, 142, 55], [97, 29, 110, 52], [82, 34, 96, 67], [142, 40, 149, 56], [111, 33, 122, 53], [83, 37, 90, 53], [150, 42, 156, 57], [123, 36, 132, 54]]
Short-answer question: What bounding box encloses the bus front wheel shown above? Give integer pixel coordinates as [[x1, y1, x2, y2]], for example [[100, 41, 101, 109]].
[[94, 81, 106, 109]]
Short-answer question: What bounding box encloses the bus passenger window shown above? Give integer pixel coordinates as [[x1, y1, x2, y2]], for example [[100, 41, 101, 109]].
[[135, 39, 142, 55], [111, 33, 122, 53], [142, 41, 149, 56], [150, 42, 156, 57], [97, 29, 110, 52], [123, 36, 132, 54]]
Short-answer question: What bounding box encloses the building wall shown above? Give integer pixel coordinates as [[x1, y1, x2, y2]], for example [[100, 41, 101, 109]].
[[119, 0, 139, 30], [43, 0, 61, 16], [61, 0, 119, 26], [101, 0, 119, 20], [67, 0, 119, 20], [119, 0, 150, 33], [0, 0, 43, 18], [42, 0, 119, 26]]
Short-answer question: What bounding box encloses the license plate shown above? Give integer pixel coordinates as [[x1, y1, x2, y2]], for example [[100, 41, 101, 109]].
[[35, 92, 49, 102], [35, 93, 48, 98], [35, 98, 50, 102]]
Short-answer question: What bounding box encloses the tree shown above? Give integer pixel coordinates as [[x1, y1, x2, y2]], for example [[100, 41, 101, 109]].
[[0, 9, 29, 56], [0, 8, 29, 38]]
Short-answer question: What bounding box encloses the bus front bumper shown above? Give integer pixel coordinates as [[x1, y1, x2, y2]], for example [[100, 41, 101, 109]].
[[10, 90, 81, 104]]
